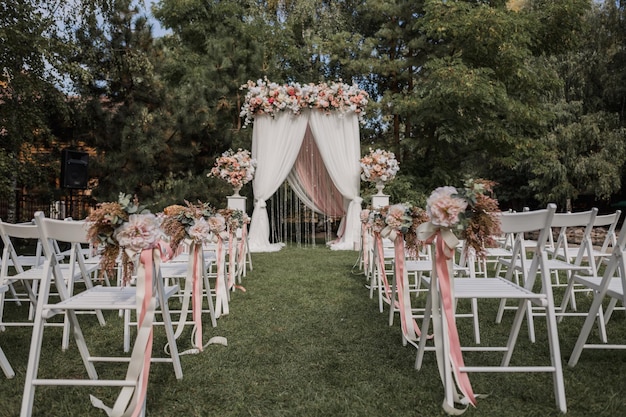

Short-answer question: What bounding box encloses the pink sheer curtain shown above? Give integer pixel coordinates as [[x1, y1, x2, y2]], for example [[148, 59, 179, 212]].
[[289, 126, 345, 218]]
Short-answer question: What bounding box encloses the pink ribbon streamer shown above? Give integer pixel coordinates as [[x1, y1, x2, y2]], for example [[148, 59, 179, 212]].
[[374, 233, 392, 301], [362, 223, 369, 274], [191, 243, 203, 351], [432, 231, 476, 407], [131, 248, 156, 417], [227, 231, 235, 290], [393, 234, 422, 340], [237, 224, 247, 267], [214, 236, 229, 317]]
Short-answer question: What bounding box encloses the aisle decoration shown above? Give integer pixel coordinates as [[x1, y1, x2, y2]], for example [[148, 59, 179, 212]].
[[160, 201, 223, 352], [362, 203, 429, 341], [240, 78, 369, 126], [218, 208, 250, 292], [208, 148, 256, 195], [86, 193, 170, 417], [87, 193, 152, 284], [360, 148, 400, 196], [416, 179, 501, 414]]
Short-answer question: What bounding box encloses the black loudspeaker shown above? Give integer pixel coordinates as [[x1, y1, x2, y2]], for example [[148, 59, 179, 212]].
[[61, 149, 89, 189]]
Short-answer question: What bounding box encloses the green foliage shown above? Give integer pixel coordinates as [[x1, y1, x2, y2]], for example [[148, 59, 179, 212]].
[[4, 0, 626, 213], [527, 103, 626, 205]]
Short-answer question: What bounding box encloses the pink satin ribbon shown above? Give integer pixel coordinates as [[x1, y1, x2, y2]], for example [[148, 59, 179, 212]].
[[361, 223, 369, 273], [374, 233, 392, 300], [432, 231, 476, 406], [191, 243, 203, 351], [393, 235, 422, 340], [131, 248, 156, 417]]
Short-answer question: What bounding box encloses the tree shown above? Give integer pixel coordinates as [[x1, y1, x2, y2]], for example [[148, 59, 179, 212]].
[[0, 0, 77, 220]]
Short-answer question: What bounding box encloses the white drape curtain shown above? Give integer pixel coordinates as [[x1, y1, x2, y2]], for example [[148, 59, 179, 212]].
[[248, 112, 309, 252], [248, 109, 362, 252], [308, 111, 362, 250]]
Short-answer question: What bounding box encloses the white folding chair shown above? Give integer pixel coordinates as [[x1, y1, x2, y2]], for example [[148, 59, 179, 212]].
[[20, 212, 183, 417], [0, 283, 15, 379], [369, 235, 394, 312], [415, 204, 567, 413], [568, 227, 626, 367], [0, 218, 98, 341], [502, 208, 599, 329], [124, 245, 218, 353], [556, 210, 621, 271], [0, 220, 43, 327]]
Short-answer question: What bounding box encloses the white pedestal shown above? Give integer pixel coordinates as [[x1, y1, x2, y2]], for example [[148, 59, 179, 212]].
[[227, 195, 247, 212], [371, 194, 389, 209]]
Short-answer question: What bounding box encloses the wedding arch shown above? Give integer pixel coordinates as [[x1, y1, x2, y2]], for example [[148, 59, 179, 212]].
[[241, 79, 369, 252]]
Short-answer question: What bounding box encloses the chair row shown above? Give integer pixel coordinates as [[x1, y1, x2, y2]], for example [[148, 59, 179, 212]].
[[0, 212, 251, 416], [360, 204, 624, 414]]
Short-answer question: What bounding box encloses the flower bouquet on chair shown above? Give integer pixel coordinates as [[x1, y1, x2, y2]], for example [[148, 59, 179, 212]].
[[85, 193, 176, 416], [86, 192, 158, 284], [208, 148, 257, 196], [160, 201, 228, 352], [416, 179, 501, 413]]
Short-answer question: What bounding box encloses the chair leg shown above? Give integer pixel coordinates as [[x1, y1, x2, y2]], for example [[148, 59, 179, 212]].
[[501, 299, 528, 367], [0, 346, 14, 378], [544, 302, 567, 413], [470, 298, 480, 344], [203, 271, 218, 328], [388, 272, 398, 326], [415, 293, 433, 370], [156, 280, 183, 380], [569, 287, 607, 367]]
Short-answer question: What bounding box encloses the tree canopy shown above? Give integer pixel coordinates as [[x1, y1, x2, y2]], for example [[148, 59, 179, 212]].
[[2, 0, 626, 213]]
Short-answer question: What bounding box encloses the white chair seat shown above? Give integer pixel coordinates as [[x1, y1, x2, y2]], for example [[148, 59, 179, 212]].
[[422, 277, 548, 306], [51, 285, 179, 311], [571, 275, 624, 299]]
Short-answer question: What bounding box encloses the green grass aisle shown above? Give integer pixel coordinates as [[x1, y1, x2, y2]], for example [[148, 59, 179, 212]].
[[2, 245, 626, 416]]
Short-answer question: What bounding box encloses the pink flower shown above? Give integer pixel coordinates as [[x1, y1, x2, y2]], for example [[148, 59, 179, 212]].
[[114, 214, 162, 252], [360, 209, 370, 222], [188, 217, 212, 242], [207, 214, 226, 234], [426, 186, 468, 228]]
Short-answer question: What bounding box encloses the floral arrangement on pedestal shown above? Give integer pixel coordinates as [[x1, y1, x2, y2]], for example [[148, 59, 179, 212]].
[[86, 193, 160, 284], [208, 148, 256, 195], [239, 78, 369, 126], [360, 148, 400, 195]]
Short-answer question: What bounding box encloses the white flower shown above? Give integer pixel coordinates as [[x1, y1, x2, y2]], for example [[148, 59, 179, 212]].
[[114, 214, 162, 252], [426, 186, 468, 228], [188, 217, 212, 242]]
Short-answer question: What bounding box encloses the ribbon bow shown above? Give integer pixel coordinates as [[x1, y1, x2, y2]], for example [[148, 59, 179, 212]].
[[416, 221, 477, 414]]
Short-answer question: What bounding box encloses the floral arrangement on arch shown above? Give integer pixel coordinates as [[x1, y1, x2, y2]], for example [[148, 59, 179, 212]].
[[360, 148, 400, 184], [239, 78, 369, 126], [208, 148, 257, 189], [86, 193, 161, 284], [160, 201, 217, 253], [423, 179, 501, 257]]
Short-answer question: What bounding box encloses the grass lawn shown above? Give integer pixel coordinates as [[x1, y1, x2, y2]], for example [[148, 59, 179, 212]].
[[1, 244, 626, 416]]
